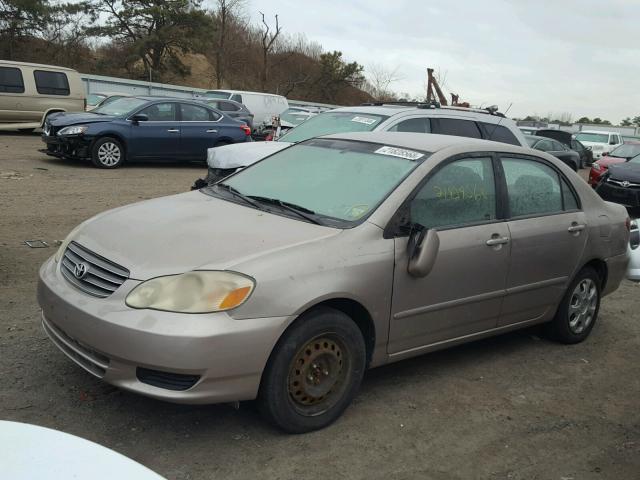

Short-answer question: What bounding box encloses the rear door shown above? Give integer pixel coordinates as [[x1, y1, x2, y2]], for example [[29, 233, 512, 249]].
[[179, 103, 223, 161], [389, 154, 511, 354], [498, 154, 587, 326], [128, 102, 180, 160]]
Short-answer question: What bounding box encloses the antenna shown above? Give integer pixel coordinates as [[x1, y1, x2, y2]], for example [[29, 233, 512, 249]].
[[488, 103, 513, 140]]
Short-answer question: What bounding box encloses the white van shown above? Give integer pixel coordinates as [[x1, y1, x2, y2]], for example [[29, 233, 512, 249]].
[[0, 60, 85, 131], [203, 90, 288, 131], [574, 130, 623, 159]]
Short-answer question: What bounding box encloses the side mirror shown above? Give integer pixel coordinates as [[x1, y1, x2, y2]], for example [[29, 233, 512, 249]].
[[131, 113, 148, 124], [407, 228, 440, 277]]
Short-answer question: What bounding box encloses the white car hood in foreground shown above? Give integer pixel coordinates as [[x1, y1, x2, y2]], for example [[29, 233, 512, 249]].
[[0, 421, 164, 479], [207, 141, 291, 169]]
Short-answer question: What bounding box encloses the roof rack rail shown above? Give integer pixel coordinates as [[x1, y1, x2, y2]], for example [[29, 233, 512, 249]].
[[360, 101, 505, 116]]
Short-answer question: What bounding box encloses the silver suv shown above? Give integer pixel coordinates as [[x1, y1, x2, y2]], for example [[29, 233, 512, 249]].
[[199, 103, 528, 185]]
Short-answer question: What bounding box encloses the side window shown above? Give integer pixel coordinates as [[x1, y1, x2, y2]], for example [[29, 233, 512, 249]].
[[502, 157, 563, 217], [480, 123, 519, 145], [410, 157, 496, 230], [231, 94, 242, 103], [561, 178, 579, 210], [610, 134, 619, 145], [180, 103, 212, 121], [33, 70, 70, 96], [220, 101, 240, 111], [0, 67, 25, 93], [551, 140, 567, 151], [535, 139, 554, 152], [434, 118, 482, 139], [138, 103, 177, 121], [388, 117, 431, 133]]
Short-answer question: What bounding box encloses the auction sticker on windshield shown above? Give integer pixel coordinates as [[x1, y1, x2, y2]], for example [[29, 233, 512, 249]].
[[374, 146, 424, 160], [351, 116, 378, 125]]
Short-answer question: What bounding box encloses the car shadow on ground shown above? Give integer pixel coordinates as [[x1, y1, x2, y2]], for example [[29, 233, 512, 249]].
[[34, 155, 207, 171]]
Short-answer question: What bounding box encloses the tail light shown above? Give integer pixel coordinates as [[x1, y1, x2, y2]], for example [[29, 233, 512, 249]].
[[240, 124, 251, 136]]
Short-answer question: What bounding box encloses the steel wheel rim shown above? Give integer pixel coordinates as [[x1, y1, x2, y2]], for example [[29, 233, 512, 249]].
[[568, 278, 598, 334], [97, 142, 121, 166], [287, 334, 351, 417]]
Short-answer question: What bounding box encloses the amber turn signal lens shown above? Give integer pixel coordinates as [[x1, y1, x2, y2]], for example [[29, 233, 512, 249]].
[[220, 286, 252, 310]]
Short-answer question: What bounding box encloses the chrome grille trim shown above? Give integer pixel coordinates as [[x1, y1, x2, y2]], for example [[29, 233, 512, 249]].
[[60, 241, 129, 298], [607, 178, 640, 188]]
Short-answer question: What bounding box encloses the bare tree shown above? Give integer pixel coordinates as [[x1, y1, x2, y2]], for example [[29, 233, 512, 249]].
[[212, 0, 245, 88], [258, 11, 281, 91], [364, 62, 403, 100]]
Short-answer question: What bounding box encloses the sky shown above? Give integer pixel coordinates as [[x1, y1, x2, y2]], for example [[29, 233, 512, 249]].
[[246, 0, 639, 123]]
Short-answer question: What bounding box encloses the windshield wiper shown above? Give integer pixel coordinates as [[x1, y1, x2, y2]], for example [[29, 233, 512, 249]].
[[214, 183, 263, 209], [248, 196, 324, 225]]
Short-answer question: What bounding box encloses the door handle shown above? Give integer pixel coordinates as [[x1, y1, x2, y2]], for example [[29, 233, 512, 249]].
[[486, 236, 510, 246], [167, 129, 179, 133], [206, 129, 218, 133], [568, 223, 585, 234]]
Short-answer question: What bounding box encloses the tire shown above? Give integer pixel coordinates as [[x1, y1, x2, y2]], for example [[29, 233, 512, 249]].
[[91, 137, 125, 168], [258, 307, 366, 433], [545, 266, 601, 344]]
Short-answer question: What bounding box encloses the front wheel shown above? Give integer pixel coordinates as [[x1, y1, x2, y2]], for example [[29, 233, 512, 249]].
[[258, 307, 366, 433], [91, 137, 125, 168], [545, 267, 601, 344]]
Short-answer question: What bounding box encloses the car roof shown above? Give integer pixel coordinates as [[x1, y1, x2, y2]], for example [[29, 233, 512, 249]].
[[579, 130, 615, 135], [328, 104, 509, 124], [0, 60, 78, 72], [321, 131, 532, 154]]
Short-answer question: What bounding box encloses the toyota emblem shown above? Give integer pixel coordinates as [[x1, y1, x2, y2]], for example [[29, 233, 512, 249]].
[[621, 181, 630, 188], [73, 262, 89, 279]]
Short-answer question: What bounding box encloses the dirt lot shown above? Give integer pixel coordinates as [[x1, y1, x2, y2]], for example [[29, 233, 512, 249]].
[[1, 132, 639, 480]]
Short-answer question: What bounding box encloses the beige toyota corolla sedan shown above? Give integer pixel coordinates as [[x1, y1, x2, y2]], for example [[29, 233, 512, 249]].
[[38, 132, 630, 433]]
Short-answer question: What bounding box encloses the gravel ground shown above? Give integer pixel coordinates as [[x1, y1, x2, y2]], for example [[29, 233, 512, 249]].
[[1, 132, 639, 480]]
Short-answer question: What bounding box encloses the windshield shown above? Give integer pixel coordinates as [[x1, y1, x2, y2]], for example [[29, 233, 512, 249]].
[[92, 97, 148, 116], [279, 111, 388, 143], [280, 109, 312, 126], [87, 93, 106, 106], [205, 91, 232, 99], [206, 139, 426, 226], [575, 133, 608, 143], [609, 144, 640, 158], [629, 154, 640, 164]]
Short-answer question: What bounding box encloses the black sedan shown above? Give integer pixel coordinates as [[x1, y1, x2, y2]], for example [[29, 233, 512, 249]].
[[199, 98, 254, 131], [525, 135, 581, 171], [41, 96, 252, 168], [596, 154, 640, 209]]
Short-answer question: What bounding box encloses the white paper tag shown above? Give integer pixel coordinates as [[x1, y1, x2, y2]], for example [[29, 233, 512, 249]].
[[351, 116, 377, 125], [374, 146, 424, 160]]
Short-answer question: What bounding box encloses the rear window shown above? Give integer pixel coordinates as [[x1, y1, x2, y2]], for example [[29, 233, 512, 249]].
[[205, 90, 232, 99], [279, 111, 388, 143], [434, 118, 482, 138], [34, 70, 70, 96], [481, 123, 520, 145], [0, 67, 25, 93]]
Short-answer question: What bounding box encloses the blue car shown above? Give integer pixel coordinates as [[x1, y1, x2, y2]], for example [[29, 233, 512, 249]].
[[41, 96, 252, 168]]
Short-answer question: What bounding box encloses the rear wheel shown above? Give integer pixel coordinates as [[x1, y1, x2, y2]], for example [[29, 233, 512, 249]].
[[258, 307, 366, 433], [91, 137, 124, 168], [545, 267, 601, 344]]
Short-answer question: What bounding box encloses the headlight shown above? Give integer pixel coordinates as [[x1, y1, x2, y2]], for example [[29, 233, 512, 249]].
[[126, 271, 255, 313], [592, 163, 601, 171], [58, 125, 88, 136]]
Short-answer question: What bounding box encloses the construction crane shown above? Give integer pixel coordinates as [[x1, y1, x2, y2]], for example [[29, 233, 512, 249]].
[[426, 68, 470, 107]]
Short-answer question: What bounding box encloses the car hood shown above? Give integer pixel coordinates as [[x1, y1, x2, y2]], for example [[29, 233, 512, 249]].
[[608, 162, 640, 183], [536, 129, 572, 147], [207, 141, 292, 169], [71, 191, 339, 279], [597, 156, 626, 167], [48, 112, 119, 126]]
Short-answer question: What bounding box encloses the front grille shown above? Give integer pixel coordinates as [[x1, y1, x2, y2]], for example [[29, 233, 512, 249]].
[[136, 368, 201, 391], [608, 178, 640, 188], [42, 315, 110, 378], [60, 241, 129, 298]]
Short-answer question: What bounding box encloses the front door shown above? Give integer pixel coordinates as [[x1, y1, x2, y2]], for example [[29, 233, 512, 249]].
[[129, 102, 180, 160], [498, 155, 588, 326], [389, 155, 511, 355]]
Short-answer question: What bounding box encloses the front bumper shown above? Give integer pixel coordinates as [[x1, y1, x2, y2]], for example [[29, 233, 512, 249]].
[[40, 134, 93, 160], [595, 181, 640, 208], [37, 257, 293, 404], [628, 246, 640, 282]]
